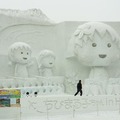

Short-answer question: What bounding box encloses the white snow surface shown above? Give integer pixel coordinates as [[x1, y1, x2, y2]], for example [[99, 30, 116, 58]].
[[0, 8, 55, 24], [4, 111, 120, 120]]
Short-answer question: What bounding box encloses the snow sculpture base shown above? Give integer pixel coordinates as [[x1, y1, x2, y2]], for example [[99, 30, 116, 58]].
[[0, 76, 64, 94], [0, 94, 120, 120], [21, 95, 120, 118], [83, 78, 120, 96]]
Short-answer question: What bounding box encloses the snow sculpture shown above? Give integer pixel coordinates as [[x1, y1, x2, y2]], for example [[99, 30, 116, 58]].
[[0, 8, 54, 25], [67, 22, 120, 95], [38, 50, 56, 77], [8, 42, 32, 78], [107, 78, 120, 95], [84, 78, 103, 96]]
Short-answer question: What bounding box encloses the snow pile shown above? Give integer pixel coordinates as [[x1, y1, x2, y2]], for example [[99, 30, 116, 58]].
[[0, 9, 55, 24]]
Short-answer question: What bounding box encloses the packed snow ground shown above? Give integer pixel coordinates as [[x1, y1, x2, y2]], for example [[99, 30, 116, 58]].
[[1, 110, 120, 120], [21, 111, 120, 120]]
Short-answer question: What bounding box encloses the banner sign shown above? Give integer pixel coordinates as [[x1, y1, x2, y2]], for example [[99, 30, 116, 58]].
[[0, 89, 21, 98], [0, 89, 21, 107], [0, 99, 10, 107]]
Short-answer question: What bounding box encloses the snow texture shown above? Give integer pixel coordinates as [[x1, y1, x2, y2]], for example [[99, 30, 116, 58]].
[[0, 8, 55, 24]]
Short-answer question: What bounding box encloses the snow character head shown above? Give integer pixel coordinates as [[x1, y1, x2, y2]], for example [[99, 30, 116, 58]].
[[38, 50, 56, 76], [8, 42, 32, 78], [67, 22, 120, 66], [9, 42, 32, 64]]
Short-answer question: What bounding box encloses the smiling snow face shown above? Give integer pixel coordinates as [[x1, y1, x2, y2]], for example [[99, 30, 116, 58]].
[[13, 47, 31, 64], [75, 31, 120, 66]]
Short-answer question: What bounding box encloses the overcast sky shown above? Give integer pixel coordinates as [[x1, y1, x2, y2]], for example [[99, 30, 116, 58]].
[[0, 0, 120, 22]]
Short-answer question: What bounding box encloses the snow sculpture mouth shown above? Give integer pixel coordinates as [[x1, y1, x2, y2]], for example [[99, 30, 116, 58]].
[[99, 54, 107, 58], [23, 57, 27, 60], [49, 63, 53, 64]]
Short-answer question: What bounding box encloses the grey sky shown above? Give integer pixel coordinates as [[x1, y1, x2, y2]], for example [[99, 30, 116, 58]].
[[0, 0, 119, 22]]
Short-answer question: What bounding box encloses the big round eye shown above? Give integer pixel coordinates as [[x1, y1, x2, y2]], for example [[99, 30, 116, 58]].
[[107, 43, 111, 48], [21, 52, 23, 54], [27, 52, 29, 55], [92, 43, 97, 47]]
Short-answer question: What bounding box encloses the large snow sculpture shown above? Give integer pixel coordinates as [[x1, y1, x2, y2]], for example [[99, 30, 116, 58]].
[[8, 42, 32, 78], [37, 50, 56, 77], [67, 22, 120, 95]]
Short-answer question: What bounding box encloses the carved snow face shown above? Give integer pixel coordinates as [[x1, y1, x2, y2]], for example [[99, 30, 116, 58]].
[[13, 47, 31, 64], [75, 32, 120, 66], [41, 56, 55, 68]]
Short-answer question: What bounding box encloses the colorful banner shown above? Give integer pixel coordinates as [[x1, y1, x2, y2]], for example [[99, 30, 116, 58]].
[[0, 99, 10, 107], [0, 89, 21, 107], [10, 98, 20, 107], [0, 89, 21, 98]]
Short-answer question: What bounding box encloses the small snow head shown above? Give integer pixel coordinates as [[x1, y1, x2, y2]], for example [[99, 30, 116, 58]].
[[8, 42, 32, 64]]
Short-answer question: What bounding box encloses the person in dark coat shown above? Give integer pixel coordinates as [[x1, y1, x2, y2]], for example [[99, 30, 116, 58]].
[[74, 80, 82, 96]]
